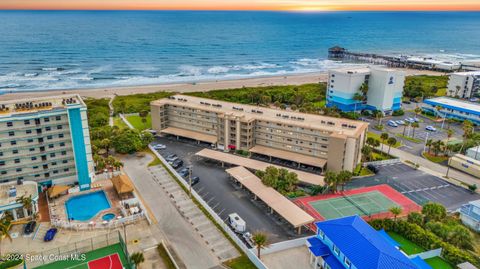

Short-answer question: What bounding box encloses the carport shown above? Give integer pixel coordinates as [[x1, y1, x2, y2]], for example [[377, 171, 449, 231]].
[[249, 145, 327, 171], [226, 166, 315, 234], [195, 148, 324, 185], [161, 127, 217, 145]]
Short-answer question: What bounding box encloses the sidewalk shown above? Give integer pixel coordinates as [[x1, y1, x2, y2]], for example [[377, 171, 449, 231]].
[[376, 146, 479, 188]]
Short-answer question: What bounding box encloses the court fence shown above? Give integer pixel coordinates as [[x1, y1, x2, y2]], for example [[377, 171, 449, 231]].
[[25, 231, 132, 269]]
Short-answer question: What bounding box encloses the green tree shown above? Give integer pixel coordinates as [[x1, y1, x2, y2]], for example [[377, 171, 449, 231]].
[[252, 232, 269, 259], [380, 132, 389, 151], [407, 212, 423, 226], [112, 129, 144, 154], [337, 170, 353, 192], [139, 110, 149, 128], [402, 121, 410, 136], [411, 122, 419, 138], [130, 252, 145, 269], [426, 139, 433, 154], [0, 218, 12, 257], [353, 92, 364, 113], [362, 146, 372, 162], [462, 120, 474, 139], [324, 171, 338, 193], [15, 195, 33, 217], [414, 107, 422, 120], [445, 129, 454, 155], [422, 202, 447, 223], [448, 225, 473, 250], [387, 137, 397, 155], [389, 206, 402, 222], [118, 100, 127, 114]]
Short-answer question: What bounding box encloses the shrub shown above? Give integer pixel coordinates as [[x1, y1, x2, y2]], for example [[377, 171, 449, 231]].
[[392, 109, 405, 116]]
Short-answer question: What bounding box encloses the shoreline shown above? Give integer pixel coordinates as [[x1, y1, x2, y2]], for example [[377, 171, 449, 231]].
[[0, 68, 444, 101]]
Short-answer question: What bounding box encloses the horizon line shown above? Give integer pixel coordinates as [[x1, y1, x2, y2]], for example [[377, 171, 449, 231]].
[[1, 8, 480, 12]]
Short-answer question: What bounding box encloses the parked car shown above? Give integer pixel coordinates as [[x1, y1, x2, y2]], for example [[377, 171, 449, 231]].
[[395, 120, 405, 125], [413, 117, 420, 122], [367, 164, 379, 174], [171, 159, 183, 169], [166, 154, 178, 163], [153, 144, 166, 150], [405, 117, 415, 123], [426, 125, 437, 132], [43, 228, 58, 242], [190, 176, 200, 186], [178, 168, 190, 178], [228, 213, 246, 233], [387, 120, 398, 127], [242, 232, 255, 248], [24, 221, 36, 235]]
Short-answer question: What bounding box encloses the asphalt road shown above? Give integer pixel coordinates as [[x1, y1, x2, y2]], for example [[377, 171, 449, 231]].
[[347, 162, 480, 211], [153, 136, 311, 243]]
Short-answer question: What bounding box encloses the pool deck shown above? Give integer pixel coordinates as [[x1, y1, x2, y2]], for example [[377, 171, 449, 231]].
[[48, 179, 122, 224]]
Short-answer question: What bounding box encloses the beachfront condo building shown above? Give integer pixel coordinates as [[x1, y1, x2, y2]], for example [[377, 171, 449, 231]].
[[0, 95, 94, 191], [326, 66, 405, 115], [151, 95, 369, 172], [422, 97, 480, 125], [447, 71, 480, 100]]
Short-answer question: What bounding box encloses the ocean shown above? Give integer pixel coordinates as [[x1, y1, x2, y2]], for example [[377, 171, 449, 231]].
[[0, 11, 479, 92]]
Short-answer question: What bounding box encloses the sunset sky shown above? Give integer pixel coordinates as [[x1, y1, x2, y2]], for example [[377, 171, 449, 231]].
[[1, 0, 479, 11]]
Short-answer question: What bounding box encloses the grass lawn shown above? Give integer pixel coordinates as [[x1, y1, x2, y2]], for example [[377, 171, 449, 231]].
[[387, 231, 425, 255], [145, 149, 162, 167], [435, 88, 447, 97], [396, 133, 422, 143], [354, 164, 374, 176], [126, 114, 151, 130], [422, 152, 448, 163], [112, 91, 174, 114], [424, 257, 455, 269], [113, 116, 128, 128], [224, 256, 257, 269], [367, 132, 402, 148]]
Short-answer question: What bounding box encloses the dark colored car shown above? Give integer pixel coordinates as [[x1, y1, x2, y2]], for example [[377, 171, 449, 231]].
[[44, 228, 58, 242], [367, 164, 379, 174], [24, 221, 36, 235], [190, 176, 200, 186], [178, 168, 190, 178], [171, 159, 183, 169]]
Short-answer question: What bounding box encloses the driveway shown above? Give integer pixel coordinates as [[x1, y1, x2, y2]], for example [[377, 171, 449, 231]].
[[122, 154, 222, 269]]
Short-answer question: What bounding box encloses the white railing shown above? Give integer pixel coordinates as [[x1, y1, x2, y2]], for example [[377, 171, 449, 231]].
[[51, 212, 145, 230], [363, 158, 400, 166], [119, 113, 135, 129], [148, 145, 269, 269]]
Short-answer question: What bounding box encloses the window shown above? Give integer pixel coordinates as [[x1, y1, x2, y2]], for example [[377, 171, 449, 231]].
[[44, 118, 50, 122], [318, 229, 325, 239], [61, 151, 67, 155], [31, 156, 37, 161], [344, 257, 351, 268], [333, 245, 340, 255], [64, 168, 69, 172], [59, 134, 64, 138], [10, 141, 16, 145], [60, 142, 65, 147], [45, 127, 51, 131], [0, 152, 2, 156], [6, 122, 12, 127], [0, 171, 6, 175], [52, 162, 57, 166], [48, 144, 54, 149], [50, 153, 56, 157], [24, 120, 30, 125], [35, 174, 40, 178], [26, 130, 32, 134], [0, 161, 4, 166], [12, 149, 18, 154], [8, 131, 14, 136], [53, 170, 58, 174], [55, 116, 61, 121], [57, 125, 62, 130], [62, 160, 68, 164], [28, 139, 34, 143], [16, 168, 22, 172], [14, 159, 20, 164], [47, 135, 52, 140]]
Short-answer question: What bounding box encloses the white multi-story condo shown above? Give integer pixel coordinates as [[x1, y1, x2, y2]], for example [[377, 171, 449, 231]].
[[151, 95, 369, 172], [446, 71, 480, 99], [326, 66, 405, 115], [0, 95, 94, 191]]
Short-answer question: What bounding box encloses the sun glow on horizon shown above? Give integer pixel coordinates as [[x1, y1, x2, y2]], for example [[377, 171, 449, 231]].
[[0, 0, 479, 11]]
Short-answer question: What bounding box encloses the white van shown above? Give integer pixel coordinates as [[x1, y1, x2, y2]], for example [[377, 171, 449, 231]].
[[228, 213, 246, 233]]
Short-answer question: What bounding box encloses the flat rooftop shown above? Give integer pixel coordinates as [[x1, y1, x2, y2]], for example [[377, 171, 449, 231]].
[[0, 94, 85, 118], [329, 66, 371, 74], [0, 181, 38, 207], [450, 71, 480, 76], [152, 94, 368, 137], [424, 97, 480, 116]]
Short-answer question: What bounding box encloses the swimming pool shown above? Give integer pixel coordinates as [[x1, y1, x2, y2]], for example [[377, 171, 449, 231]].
[[102, 213, 116, 221], [65, 191, 111, 221]]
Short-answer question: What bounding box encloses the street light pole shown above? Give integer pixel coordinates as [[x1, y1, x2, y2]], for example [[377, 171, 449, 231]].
[[423, 132, 430, 153]]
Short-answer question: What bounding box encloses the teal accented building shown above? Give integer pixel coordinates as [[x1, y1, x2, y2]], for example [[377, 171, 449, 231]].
[[0, 95, 94, 191]]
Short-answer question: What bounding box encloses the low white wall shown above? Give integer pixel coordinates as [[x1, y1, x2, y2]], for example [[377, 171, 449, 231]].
[[408, 248, 442, 260], [256, 236, 310, 255]]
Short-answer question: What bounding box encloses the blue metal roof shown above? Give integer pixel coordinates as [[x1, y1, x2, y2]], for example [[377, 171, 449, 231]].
[[411, 256, 433, 269], [309, 245, 330, 257], [377, 229, 400, 248], [324, 252, 347, 269], [307, 236, 323, 247], [314, 215, 419, 269], [424, 98, 480, 117]]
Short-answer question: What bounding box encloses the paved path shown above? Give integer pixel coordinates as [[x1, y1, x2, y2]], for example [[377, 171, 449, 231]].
[[376, 145, 479, 188], [122, 154, 223, 269], [108, 96, 114, 127]]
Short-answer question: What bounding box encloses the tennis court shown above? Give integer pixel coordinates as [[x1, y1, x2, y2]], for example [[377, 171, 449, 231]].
[[309, 191, 399, 220], [34, 243, 130, 269], [294, 185, 422, 223]]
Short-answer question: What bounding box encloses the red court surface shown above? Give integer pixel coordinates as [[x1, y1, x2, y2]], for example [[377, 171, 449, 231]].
[[294, 184, 421, 226], [88, 253, 123, 269]]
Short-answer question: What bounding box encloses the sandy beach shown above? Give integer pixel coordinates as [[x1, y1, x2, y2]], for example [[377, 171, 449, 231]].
[[0, 69, 444, 101]]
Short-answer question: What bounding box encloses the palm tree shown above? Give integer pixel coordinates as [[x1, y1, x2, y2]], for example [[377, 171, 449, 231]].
[[402, 121, 410, 136], [411, 122, 419, 138], [101, 138, 111, 157], [15, 195, 33, 217], [445, 129, 454, 155], [387, 137, 397, 155], [139, 110, 149, 129], [380, 133, 389, 151], [462, 120, 473, 139], [252, 232, 269, 259], [324, 171, 338, 193], [130, 252, 145, 269], [337, 171, 353, 192], [366, 137, 376, 149], [434, 105, 442, 120], [374, 111, 384, 126], [414, 107, 422, 120], [361, 147, 372, 162], [0, 219, 12, 257], [352, 92, 364, 113], [426, 139, 433, 154], [389, 206, 402, 222]]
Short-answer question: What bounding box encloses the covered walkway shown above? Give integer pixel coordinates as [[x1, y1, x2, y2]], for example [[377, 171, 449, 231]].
[[249, 145, 327, 170], [196, 148, 324, 185], [226, 166, 314, 233], [161, 127, 217, 144]]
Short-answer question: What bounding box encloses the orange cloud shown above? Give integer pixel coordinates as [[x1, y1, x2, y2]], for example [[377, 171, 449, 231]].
[[0, 0, 479, 11]]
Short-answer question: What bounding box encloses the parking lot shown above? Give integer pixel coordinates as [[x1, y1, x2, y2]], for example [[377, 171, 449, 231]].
[[152, 136, 313, 243], [347, 162, 480, 211]]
